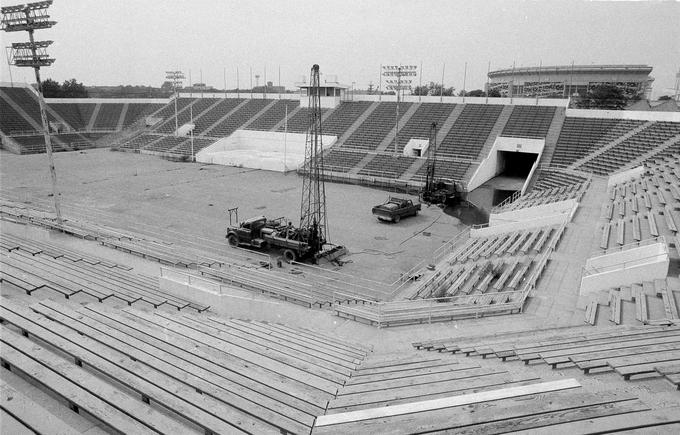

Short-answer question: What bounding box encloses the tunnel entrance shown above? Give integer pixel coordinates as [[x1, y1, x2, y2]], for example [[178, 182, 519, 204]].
[[498, 150, 538, 178]]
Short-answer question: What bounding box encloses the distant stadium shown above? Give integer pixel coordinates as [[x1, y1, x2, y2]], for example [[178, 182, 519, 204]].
[[488, 64, 654, 99], [2, 1, 680, 434]]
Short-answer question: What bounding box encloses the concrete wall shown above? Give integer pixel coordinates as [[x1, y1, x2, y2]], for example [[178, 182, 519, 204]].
[[608, 166, 645, 187], [580, 242, 669, 295], [46, 98, 169, 104], [196, 129, 336, 172], [566, 108, 680, 122], [489, 198, 578, 226], [471, 211, 570, 237]]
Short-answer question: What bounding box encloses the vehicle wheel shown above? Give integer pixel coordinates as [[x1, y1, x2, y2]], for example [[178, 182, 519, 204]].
[[227, 234, 239, 247], [394, 215, 401, 223], [283, 249, 297, 263]]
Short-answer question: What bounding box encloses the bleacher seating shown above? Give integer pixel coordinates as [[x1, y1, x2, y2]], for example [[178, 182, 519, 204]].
[[412, 158, 470, 182], [501, 105, 556, 138], [438, 104, 503, 159], [321, 101, 372, 136], [117, 133, 162, 151], [48, 103, 87, 130], [1, 87, 46, 128], [171, 137, 216, 157], [582, 122, 680, 175], [532, 169, 588, 190], [358, 153, 416, 179], [275, 107, 330, 133], [92, 103, 124, 130], [551, 118, 644, 167], [496, 182, 587, 212], [0, 297, 370, 434], [142, 135, 189, 153], [152, 97, 194, 122], [413, 324, 680, 389], [323, 149, 368, 173], [0, 93, 39, 134], [192, 98, 244, 135], [155, 98, 218, 134], [392, 103, 456, 152], [245, 99, 299, 131], [342, 102, 412, 151], [123, 103, 164, 127], [205, 99, 271, 137]]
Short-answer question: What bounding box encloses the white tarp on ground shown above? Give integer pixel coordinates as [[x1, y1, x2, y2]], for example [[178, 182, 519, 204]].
[[196, 130, 336, 172]]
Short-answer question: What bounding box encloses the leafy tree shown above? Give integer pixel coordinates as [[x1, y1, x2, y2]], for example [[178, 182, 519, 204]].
[[40, 78, 62, 97], [61, 78, 88, 98], [412, 81, 455, 97], [464, 89, 485, 97], [576, 84, 627, 110], [488, 89, 501, 98]]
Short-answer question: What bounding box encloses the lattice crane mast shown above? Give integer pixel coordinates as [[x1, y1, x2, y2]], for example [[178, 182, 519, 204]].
[[299, 64, 329, 256]]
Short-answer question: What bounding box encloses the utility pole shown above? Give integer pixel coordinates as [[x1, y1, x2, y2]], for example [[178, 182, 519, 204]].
[[2, 1, 62, 224], [382, 64, 417, 156]]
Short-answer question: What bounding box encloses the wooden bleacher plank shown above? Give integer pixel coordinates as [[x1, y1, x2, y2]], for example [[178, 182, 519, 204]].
[[346, 361, 482, 385], [73, 303, 330, 413], [493, 260, 517, 290], [189, 315, 360, 370], [610, 350, 680, 379], [509, 407, 680, 435], [609, 290, 622, 325], [0, 336, 160, 435], [570, 341, 680, 374], [617, 219, 625, 245], [633, 215, 642, 241], [648, 212, 659, 237], [585, 299, 598, 325], [600, 223, 611, 249], [665, 206, 678, 233], [314, 379, 581, 428], [662, 282, 680, 320], [508, 262, 530, 289], [0, 380, 81, 435], [0, 303, 280, 435], [516, 328, 680, 364], [151, 309, 352, 381], [0, 409, 35, 435], [328, 372, 541, 414], [30, 300, 324, 428]]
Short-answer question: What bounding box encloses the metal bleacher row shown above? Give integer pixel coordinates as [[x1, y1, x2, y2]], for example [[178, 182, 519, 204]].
[[0, 296, 371, 434], [496, 180, 588, 213]]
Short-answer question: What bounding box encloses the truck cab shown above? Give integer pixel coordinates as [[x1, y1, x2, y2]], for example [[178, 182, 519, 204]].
[[227, 216, 268, 247]]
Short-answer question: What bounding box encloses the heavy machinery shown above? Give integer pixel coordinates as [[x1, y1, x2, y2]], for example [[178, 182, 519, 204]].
[[420, 122, 464, 205], [226, 64, 345, 263]]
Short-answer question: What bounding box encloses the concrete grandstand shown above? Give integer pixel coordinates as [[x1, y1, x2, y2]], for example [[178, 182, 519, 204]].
[[2, 75, 680, 433]]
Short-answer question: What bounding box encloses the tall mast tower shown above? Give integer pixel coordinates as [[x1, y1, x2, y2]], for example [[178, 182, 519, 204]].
[[299, 64, 328, 256]]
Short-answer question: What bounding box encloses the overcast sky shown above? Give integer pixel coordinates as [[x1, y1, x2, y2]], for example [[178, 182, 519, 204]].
[[1, 0, 678, 98]]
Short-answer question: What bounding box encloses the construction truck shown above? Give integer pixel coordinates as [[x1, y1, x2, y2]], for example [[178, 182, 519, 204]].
[[226, 216, 315, 263], [420, 121, 465, 206]]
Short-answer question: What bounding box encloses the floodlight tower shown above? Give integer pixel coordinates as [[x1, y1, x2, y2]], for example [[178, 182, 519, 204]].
[[382, 65, 417, 156], [165, 70, 184, 136], [299, 64, 328, 257], [1, 1, 61, 224]]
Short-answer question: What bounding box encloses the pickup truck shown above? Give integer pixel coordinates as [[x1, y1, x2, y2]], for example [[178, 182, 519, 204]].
[[372, 197, 421, 223]]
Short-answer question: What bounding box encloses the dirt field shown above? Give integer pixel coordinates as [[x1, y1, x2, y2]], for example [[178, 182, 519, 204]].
[[0, 148, 464, 291]]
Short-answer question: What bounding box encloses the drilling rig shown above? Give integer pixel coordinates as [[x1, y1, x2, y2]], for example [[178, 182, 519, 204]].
[[226, 64, 345, 263], [420, 122, 464, 205]]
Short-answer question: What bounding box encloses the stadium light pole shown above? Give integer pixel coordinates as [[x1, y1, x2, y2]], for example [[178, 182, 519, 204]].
[[2, 0, 62, 225], [165, 70, 184, 136], [382, 65, 416, 156]]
